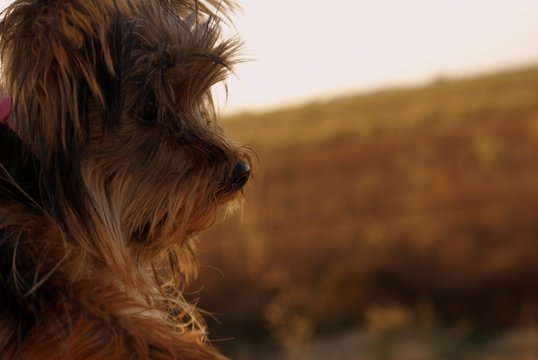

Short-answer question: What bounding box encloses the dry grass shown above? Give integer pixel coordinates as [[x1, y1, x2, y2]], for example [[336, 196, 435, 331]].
[[190, 65, 538, 359]]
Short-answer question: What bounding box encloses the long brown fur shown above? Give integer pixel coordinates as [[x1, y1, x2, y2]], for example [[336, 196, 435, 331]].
[[0, 0, 250, 358]]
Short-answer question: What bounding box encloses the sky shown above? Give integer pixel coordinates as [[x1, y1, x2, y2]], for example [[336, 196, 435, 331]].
[[1, 0, 537, 115], [220, 0, 538, 114]]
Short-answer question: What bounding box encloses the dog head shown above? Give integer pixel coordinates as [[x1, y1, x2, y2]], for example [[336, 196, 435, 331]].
[[0, 0, 250, 262]]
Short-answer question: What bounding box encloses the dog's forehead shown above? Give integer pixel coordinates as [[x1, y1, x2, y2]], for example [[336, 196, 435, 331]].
[[122, 2, 204, 45], [118, 6, 215, 65], [111, 3, 236, 106]]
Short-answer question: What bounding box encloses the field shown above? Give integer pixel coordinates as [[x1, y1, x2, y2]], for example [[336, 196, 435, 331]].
[[190, 66, 538, 359]]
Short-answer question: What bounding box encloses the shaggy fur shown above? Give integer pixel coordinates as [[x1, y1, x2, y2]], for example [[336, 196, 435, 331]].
[[0, 0, 250, 358]]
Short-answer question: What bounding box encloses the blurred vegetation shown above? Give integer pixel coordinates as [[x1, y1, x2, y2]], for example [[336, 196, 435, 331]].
[[191, 65, 538, 359]]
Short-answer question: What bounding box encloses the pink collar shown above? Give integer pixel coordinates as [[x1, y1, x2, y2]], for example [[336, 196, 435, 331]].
[[0, 96, 12, 127]]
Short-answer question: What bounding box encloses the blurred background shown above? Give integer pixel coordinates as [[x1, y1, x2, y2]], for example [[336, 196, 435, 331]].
[[198, 1, 538, 359]]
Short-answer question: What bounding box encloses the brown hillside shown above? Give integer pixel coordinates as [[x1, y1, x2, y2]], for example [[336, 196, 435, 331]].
[[192, 66, 538, 357]]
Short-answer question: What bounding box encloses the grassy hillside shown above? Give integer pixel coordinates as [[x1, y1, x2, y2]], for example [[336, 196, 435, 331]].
[[192, 66, 538, 359]]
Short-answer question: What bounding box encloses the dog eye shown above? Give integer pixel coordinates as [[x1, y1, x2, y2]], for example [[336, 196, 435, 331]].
[[138, 92, 158, 124]]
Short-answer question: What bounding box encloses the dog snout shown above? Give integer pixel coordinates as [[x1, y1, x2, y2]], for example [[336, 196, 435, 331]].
[[230, 160, 250, 190]]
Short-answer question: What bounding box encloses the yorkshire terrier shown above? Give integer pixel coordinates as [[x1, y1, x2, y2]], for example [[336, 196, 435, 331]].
[[0, 0, 250, 358]]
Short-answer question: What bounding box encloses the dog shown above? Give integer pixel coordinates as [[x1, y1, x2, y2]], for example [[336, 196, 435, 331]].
[[0, 0, 250, 358]]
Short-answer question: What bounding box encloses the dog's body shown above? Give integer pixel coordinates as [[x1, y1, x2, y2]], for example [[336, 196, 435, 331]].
[[0, 1, 249, 358]]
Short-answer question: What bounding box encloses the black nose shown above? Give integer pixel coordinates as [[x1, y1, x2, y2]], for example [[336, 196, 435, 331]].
[[231, 160, 251, 189]]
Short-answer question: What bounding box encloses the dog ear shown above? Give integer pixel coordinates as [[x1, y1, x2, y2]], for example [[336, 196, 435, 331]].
[[0, 0, 129, 164]]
